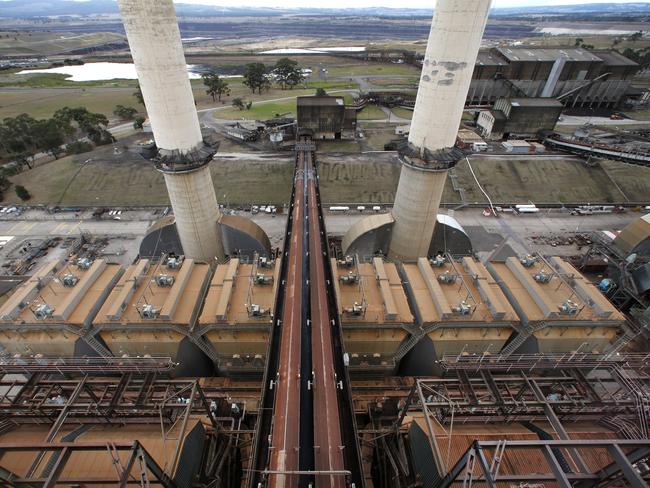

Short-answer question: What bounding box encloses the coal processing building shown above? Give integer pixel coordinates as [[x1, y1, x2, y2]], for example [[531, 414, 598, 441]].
[[469, 47, 640, 108], [296, 95, 357, 139], [477, 96, 565, 139]]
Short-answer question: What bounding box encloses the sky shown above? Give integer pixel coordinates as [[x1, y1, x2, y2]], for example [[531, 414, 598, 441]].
[[171, 0, 650, 8]]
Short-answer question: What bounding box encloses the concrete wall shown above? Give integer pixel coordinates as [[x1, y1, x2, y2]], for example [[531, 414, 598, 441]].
[[504, 105, 563, 137]]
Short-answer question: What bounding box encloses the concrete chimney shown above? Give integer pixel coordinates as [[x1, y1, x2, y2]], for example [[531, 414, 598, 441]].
[[118, 0, 224, 262], [388, 0, 491, 261]]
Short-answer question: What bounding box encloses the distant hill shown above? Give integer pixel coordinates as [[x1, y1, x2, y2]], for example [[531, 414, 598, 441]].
[[0, 0, 649, 19]]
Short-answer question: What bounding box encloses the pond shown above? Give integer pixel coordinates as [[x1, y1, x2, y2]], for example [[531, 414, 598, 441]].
[[17, 62, 242, 82]]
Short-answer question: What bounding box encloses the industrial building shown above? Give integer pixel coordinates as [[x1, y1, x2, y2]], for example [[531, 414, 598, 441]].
[[487, 255, 626, 354], [0, 258, 122, 357], [296, 96, 357, 139], [400, 256, 518, 364], [196, 256, 280, 375], [92, 255, 211, 362], [477, 96, 564, 139], [1, 0, 649, 486], [469, 47, 639, 107], [330, 257, 413, 375]]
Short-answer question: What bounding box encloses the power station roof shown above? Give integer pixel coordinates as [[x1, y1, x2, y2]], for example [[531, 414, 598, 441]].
[[613, 213, 650, 255], [409, 415, 619, 480], [476, 49, 509, 67], [401, 257, 518, 326], [94, 257, 210, 327], [488, 257, 625, 325], [0, 259, 122, 327], [331, 258, 413, 325], [592, 50, 639, 67], [198, 258, 280, 326], [0, 422, 197, 480], [297, 96, 345, 106], [496, 47, 603, 63], [507, 97, 565, 108]]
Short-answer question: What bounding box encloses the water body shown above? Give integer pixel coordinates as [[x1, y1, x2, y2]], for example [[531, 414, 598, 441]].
[[260, 47, 366, 54], [540, 27, 638, 35], [17, 62, 242, 82]]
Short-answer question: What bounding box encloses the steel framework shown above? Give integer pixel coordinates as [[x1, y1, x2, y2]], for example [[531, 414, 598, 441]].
[[439, 439, 650, 487], [0, 441, 176, 487], [406, 353, 650, 485], [0, 365, 253, 487]]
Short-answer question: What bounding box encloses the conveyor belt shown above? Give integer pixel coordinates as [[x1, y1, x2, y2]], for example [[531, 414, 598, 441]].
[[249, 137, 363, 487]]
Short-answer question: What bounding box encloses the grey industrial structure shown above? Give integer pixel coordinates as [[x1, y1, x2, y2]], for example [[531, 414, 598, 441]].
[[477, 96, 564, 139], [469, 47, 639, 107], [296, 96, 357, 139]]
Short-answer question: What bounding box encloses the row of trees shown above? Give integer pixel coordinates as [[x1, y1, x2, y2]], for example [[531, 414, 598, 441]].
[[242, 58, 306, 93], [200, 58, 307, 102], [0, 107, 115, 167]]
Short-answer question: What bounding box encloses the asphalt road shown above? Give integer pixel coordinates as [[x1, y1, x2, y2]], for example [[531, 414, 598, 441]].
[[0, 208, 641, 263]]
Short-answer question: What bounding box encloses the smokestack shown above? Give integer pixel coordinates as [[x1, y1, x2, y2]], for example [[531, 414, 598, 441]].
[[118, 0, 224, 262], [388, 0, 491, 261]]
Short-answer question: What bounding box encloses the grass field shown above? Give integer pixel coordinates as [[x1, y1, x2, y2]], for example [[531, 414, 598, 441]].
[[0, 87, 142, 120], [4, 152, 294, 206], [390, 107, 413, 120], [0, 31, 126, 56], [357, 104, 386, 120], [215, 99, 298, 120], [453, 157, 650, 204], [5, 147, 649, 207], [327, 63, 421, 77], [0, 78, 358, 122]]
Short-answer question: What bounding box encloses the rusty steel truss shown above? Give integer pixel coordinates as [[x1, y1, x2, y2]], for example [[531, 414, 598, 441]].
[[0, 359, 253, 487], [407, 353, 650, 486]]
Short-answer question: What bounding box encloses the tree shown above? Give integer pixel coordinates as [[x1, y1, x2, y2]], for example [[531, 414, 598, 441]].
[[133, 116, 146, 130], [15, 185, 30, 201], [34, 119, 65, 159], [574, 38, 584, 47], [54, 107, 114, 146], [273, 58, 304, 90], [0, 114, 40, 168], [113, 105, 138, 120], [243, 63, 270, 94], [315, 87, 328, 97], [202, 73, 231, 102], [133, 83, 145, 105], [232, 98, 246, 110], [629, 31, 643, 42]]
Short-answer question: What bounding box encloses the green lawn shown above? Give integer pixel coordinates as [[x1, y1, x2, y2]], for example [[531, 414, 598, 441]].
[[0, 76, 358, 122], [391, 107, 413, 120], [0, 88, 142, 120], [327, 62, 420, 77], [5, 153, 294, 206], [357, 104, 386, 120], [215, 99, 297, 120]]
